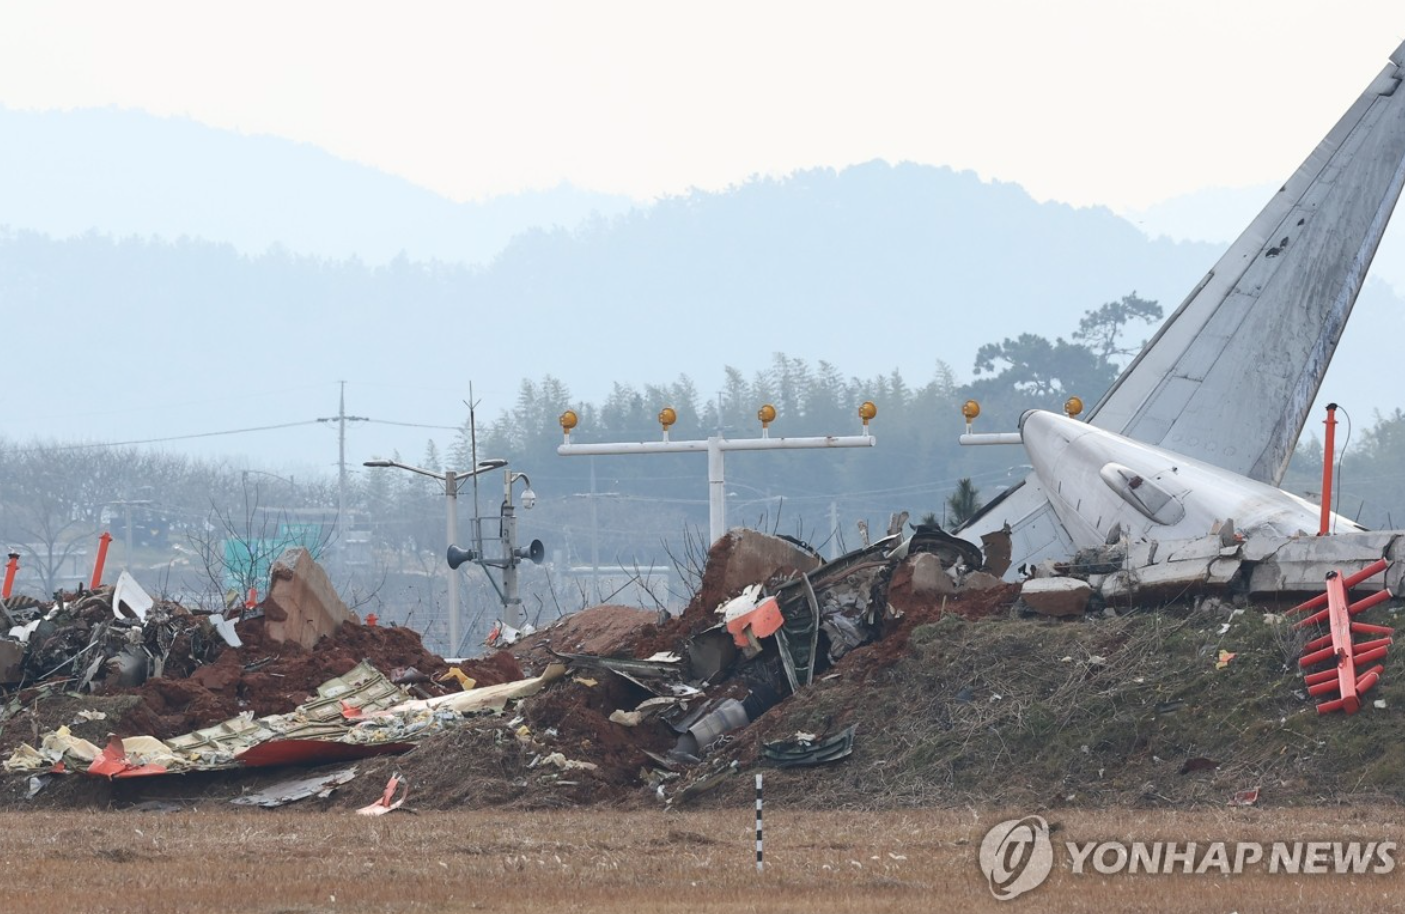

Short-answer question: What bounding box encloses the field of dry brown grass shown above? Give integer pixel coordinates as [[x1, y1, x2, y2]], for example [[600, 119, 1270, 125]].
[[3, 805, 1404, 913]]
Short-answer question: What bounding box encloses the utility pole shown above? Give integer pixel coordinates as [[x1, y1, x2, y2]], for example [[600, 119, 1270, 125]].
[[318, 381, 368, 574]]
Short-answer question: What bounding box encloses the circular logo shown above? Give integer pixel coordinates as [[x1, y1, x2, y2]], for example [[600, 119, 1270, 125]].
[[979, 815, 1054, 901]]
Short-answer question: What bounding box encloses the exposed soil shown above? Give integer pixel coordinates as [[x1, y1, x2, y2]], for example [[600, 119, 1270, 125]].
[[7, 535, 1405, 819], [0, 616, 452, 751], [511, 605, 660, 669]]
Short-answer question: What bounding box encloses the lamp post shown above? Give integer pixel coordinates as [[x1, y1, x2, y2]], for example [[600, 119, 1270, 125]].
[[363, 457, 506, 657]]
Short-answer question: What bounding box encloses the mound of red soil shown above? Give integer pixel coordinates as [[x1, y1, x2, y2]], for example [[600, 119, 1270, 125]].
[[111, 619, 451, 740], [511, 605, 659, 669], [455, 650, 523, 687]]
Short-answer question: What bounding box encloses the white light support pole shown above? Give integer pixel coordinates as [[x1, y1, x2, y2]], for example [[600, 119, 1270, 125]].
[[363, 457, 506, 658], [958, 432, 1022, 446], [557, 404, 877, 545], [957, 396, 1084, 447]]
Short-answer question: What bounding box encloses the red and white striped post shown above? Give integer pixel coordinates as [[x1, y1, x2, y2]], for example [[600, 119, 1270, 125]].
[[755, 773, 764, 873]]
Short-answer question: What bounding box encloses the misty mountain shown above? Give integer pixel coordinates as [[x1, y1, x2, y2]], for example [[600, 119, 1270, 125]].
[[0, 106, 635, 264], [3, 159, 1402, 470], [1126, 184, 1405, 295]]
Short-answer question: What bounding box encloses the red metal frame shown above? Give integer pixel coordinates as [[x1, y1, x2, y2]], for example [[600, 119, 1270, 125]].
[[1292, 561, 1392, 715]]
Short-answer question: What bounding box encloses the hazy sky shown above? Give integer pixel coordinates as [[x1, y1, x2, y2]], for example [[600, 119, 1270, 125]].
[[3, 2, 1402, 213], [4, 3, 1405, 473]]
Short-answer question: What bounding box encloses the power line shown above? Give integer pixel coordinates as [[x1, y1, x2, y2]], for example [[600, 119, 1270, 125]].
[[4, 412, 462, 456], [366, 419, 461, 430], [9, 420, 323, 453]]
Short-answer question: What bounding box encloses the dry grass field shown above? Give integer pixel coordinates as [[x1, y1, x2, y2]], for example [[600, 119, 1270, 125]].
[[3, 805, 1404, 913]]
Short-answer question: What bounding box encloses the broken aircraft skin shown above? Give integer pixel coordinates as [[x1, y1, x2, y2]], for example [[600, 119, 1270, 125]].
[[959, 40, 1405, 577], [601, 526, 993, 768]]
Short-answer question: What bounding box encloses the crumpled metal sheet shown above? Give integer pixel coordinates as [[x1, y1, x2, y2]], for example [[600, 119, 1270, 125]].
[[9, 659, 562, 779], [761, 725, 857, 768], [767, 526, 984, 688], [229, 766, 359, 808]]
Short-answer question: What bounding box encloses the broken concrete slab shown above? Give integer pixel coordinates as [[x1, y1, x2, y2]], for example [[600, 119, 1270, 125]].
[[1020, 578, 1092, 617], [1163, 535, 1233, 565], [1241, 533, 1293, 563], [1268, 532, 1396, 566], [1208, 557, 1243, 588], [707, 529, 823, 598], [906, 553, 956, 597], [264, 547, 359, 648], [961, 571, 1006, 592], [1101, 559, 1216, 603], [1247, 532, 1399, 597], [1128, 539, 1159, 568]]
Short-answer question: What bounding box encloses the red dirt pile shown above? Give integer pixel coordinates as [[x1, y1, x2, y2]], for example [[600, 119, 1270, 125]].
[[111, 618, 451, 740]]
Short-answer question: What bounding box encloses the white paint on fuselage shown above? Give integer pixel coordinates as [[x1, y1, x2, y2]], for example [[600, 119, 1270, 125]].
[[1019, 409, 1364, 550]]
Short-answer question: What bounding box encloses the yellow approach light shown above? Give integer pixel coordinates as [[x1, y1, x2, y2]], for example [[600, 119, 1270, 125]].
[[658, 407, 677, 430], [757, 404, 777, 428]]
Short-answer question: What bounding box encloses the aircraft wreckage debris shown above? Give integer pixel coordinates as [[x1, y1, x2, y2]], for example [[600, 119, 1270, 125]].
[[2, 513, 1401, 808], [0, 526, 1021, 800]]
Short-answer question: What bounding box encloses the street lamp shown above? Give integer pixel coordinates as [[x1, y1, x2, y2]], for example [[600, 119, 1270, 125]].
[[362, 456, 507, 657]]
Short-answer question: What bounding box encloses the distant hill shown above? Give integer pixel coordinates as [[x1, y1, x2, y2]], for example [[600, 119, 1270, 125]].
[[0, 106, 635, 264], [1125, 184, 1405, 296], [476, 161, 1221, 359], [2, 159, 1400, 468]]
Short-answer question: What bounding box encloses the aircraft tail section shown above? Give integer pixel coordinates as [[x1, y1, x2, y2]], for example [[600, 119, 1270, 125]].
[[1090, 40, 1405, 484], [960, 40, 1405, 573]]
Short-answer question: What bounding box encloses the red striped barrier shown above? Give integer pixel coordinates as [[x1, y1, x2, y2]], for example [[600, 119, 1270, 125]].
[[1292, 563, 1393, 715]]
